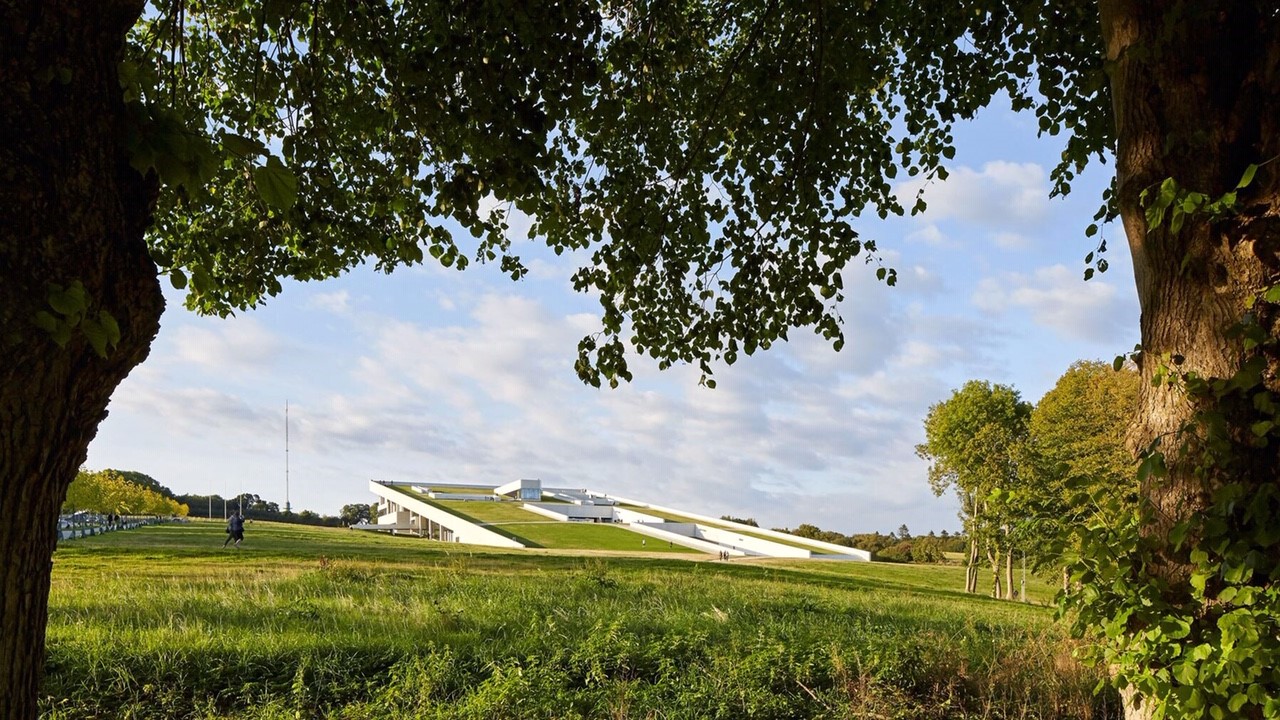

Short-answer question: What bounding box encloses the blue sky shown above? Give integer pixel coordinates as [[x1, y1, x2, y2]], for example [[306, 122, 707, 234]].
[[86, 97, 1138, 535]]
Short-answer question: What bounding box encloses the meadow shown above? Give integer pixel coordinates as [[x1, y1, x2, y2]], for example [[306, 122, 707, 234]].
[[41, 521, 1120, 719], [430, 499, 701, 553]]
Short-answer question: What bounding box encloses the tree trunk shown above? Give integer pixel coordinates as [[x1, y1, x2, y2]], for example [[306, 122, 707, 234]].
[[988, 545, 1001, 599], [0, 2, 160, 717], [1100, 1, 1280, 716], [965, 535, 979, 593], [1004, 546, 1014, 600]]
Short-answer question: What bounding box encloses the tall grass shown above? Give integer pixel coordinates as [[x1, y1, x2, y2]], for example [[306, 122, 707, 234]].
[[41, 522, 1118, 719]]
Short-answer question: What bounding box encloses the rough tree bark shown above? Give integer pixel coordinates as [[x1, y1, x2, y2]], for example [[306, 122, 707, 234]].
[[965, 533, 979, 593], [998, 543, 1008, 599], [987, 545, 1002, 599], [963, 492, 980, 593], [1099, 1, 1280, 718], [0, 1, 160, 717]]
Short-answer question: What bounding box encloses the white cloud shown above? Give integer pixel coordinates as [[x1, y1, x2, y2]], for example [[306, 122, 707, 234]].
[[972, 264, 1134, 344], [906, 224, 950, 247], [993, 232, 1031, 249], [897, 161, 1050, 247], [110, 382, 276, 440], [169, 318, 283, 372], [898, 265, 944, 297], [308, 290, 351, 315]]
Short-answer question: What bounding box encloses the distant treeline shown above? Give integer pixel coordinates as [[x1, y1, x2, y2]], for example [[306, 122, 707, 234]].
[[102, 470, 370, 527], [64, 469, 189, 517], [775, 523, 967, 563]]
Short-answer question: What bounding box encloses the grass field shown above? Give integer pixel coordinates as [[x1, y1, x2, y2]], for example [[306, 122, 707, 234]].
[[432, 498, 556, 524], [427, 499, 702, 553], [497, 522, 703, 553], [41, 520, 1120, 719]]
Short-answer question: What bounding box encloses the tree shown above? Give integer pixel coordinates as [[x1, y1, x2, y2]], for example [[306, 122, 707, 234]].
[[3, 1, 1279, 716], [340, 503, 374, 526], [912, 535, 945, 564], [62, 469, 188, 517], [108, 469, 173, 498], [1021, 361, 1140, 586], [917, 381, 1031, 598]]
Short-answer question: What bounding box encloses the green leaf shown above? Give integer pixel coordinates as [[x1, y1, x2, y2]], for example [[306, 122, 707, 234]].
[[1237, 163, 1258, 189], [221, 133, 266, 158], [81, 317, 108, 358], [33, 310, 58, 333], [1137, 453, 1166, 482], [48, 283, 86, 316], [97, 310, 121, 348], [253, 156, 298, 211], [169, 269, 188, 290]]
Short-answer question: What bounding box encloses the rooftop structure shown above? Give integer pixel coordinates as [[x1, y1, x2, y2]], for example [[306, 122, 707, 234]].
[[361, 479, 870, 561]]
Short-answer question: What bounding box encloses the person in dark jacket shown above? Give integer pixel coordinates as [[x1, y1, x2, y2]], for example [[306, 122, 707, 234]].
[[222, 512, 245, 548]]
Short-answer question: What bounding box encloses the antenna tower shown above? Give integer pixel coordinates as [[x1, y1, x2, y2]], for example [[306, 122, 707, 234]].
[[285, 400, 291, 514]]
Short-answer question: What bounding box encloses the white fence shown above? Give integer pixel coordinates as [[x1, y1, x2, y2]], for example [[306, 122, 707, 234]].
[[56, 514, 169, 542]]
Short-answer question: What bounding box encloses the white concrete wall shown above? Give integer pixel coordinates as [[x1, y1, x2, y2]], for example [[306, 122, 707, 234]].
[[622, 522, 731, 555], [693, 525, 811, 558], [378, 509, 411, 526], [608, 495, 871, 561], [429, 492, 496, 501], [495, 478, 541, 500], [369, 481, 525, 549], [614, 508, 807, 557], [614, 507, 666, 525], [523, 503, 615, 521]]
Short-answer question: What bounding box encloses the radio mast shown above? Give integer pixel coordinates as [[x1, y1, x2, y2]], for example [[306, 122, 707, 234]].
[[285, 400, 291, 514]]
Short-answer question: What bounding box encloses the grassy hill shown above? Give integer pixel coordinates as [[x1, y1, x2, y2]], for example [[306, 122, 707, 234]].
[[406, 495, 702, 553], [42, 520, 1120, 719]]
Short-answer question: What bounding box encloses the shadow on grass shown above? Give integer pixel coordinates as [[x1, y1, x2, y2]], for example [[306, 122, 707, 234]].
[[59, 523, 1041, 615]]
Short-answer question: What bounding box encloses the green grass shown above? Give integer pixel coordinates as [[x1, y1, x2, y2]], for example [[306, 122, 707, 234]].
[[41, 521, 1119, 719], [432, 499, 552, 524], [409, 495, 701, 554], [498, 522, 702, 552], [759, 556, 1064, 606]]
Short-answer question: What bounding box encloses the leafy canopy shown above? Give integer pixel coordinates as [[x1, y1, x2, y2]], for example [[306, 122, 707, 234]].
[[129, 0, 1110, 386], [917, 380, 1031, 501], [1020, 360, 1139, 569], [63, 469, 190, 516]]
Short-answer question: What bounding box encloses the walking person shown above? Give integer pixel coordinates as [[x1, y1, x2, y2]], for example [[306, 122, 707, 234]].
[[222, 511, 245, 549]]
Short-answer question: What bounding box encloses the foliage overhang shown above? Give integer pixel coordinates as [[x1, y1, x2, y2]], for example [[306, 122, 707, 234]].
[[131, 0, 1111, 386]]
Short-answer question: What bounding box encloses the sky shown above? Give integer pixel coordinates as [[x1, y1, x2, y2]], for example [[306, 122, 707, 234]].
[[85, 97, 1139, 535]]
